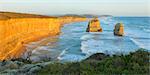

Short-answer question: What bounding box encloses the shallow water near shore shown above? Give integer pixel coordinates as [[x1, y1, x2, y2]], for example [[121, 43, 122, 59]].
[[25, 17, 150, 62]]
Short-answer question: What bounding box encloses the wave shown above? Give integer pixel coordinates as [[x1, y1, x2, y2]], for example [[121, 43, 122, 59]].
[[57, 47, 69, 60], [80, 34, 94, 40], [80, 34, 143, 55], [131, 37, 150, 40], [56, 44, 87, 62], [57, 54, 86, 62], [81, 34, 125, 41], [143, 29, 150, 33], [130, 38, 144, 49], [130, 38, 150, 50], [80, 39, 125, 55], [81, 39, 105, 55]]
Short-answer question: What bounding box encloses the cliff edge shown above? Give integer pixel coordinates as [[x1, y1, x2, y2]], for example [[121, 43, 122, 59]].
[[0, 12, 87, 60]]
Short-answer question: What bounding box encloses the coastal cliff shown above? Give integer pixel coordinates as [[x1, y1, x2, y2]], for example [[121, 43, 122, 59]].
[[0, 12, 87, 60], [0, 18, 61, 60], [59, 15, 87, 25]]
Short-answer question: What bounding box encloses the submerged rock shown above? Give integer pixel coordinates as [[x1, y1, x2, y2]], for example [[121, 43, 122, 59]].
[[86, 17, 102, 32], [114, 23, 124, 36]]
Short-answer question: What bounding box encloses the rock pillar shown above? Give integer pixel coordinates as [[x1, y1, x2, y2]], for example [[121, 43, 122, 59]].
[[86, 18, 102, 32], [114, 23, 124, 36]]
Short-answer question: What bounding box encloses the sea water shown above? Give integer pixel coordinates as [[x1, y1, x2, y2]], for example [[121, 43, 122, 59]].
[[26, 17, 150, 62]]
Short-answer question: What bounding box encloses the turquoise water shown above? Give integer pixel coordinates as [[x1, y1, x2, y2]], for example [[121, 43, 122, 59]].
[[25, 17, 150, 62]]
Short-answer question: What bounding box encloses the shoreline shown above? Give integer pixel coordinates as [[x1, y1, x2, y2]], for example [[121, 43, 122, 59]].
[[0, 48, 149, 74], [0, 11, 87, 61]]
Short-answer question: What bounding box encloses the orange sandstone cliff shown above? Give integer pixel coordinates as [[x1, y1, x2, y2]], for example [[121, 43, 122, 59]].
[[59, 15, 87, 25], [0, 12, 87, 60]]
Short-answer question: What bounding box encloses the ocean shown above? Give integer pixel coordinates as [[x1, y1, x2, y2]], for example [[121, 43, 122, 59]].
[[25, 17, 150, 62]]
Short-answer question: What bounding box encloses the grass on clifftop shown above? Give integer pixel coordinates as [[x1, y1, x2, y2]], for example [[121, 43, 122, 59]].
[[38, 49, 150, 75], [38, 48, 150, 75]]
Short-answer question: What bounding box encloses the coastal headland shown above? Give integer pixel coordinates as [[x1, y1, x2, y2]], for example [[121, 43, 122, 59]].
[[0, 12, 87, 61]]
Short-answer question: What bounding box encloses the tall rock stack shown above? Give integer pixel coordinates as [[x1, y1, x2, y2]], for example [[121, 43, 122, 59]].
[[114, 23, 124, 36], [86, 18, 102, 32]]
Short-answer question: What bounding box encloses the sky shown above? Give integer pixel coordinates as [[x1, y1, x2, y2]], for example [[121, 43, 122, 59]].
[[0, 0, 149, 16]]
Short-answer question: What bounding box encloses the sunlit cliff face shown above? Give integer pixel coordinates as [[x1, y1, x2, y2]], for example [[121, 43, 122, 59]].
[[0, 18, 61, 60], [59, 16, 87, 25], [86, 18, 103, 32], [0, 12, 87, 61]]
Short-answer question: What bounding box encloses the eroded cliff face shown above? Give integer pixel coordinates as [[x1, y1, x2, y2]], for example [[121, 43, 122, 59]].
[[0, 18, 61, 60], [0, 12, 87, 61], [86, 18, 102, 32], [114, 23, 124, 36]]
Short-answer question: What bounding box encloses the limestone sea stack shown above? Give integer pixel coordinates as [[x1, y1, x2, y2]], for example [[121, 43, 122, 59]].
[[86, 17, 102, 32], [114, 23, 124, 36]]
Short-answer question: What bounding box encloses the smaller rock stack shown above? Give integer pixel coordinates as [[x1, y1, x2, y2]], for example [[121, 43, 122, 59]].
[[114, 23, 124, 36], [86, 18, 102, 32]]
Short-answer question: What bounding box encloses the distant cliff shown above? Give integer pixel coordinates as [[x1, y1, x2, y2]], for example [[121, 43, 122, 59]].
[[58, 15, 87, 25], [0, 12, 87, 60]]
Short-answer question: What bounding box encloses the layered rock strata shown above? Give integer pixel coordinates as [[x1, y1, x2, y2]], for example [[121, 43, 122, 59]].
[[0, 12, 87, 60]]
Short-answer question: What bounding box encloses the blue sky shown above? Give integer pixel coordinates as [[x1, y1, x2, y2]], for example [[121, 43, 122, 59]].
[[0, 0, 149, 16]]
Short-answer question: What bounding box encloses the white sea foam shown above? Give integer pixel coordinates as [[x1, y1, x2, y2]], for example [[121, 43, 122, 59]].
[[80, 34, 141, 56], [57, 48, 69, 60], [143, 29, 150, 33], [130, 38, 145, 49], [80, 34, 94, 40], [130, 38, 150, 50], [57, 54, 86, 62], [81, 39, 105, 55]]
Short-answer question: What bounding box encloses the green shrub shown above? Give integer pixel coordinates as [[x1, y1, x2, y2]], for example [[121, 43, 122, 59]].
[[37, 48, 150, 75]]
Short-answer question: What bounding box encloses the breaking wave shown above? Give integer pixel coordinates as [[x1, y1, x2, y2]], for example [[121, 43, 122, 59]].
[[57, 48, 69, 60], [80, 34, 141, 56]]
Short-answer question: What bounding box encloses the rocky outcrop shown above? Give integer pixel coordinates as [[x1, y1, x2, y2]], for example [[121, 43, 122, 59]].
[[114, 23, 124, 36], [86, 17, 102, 32]]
